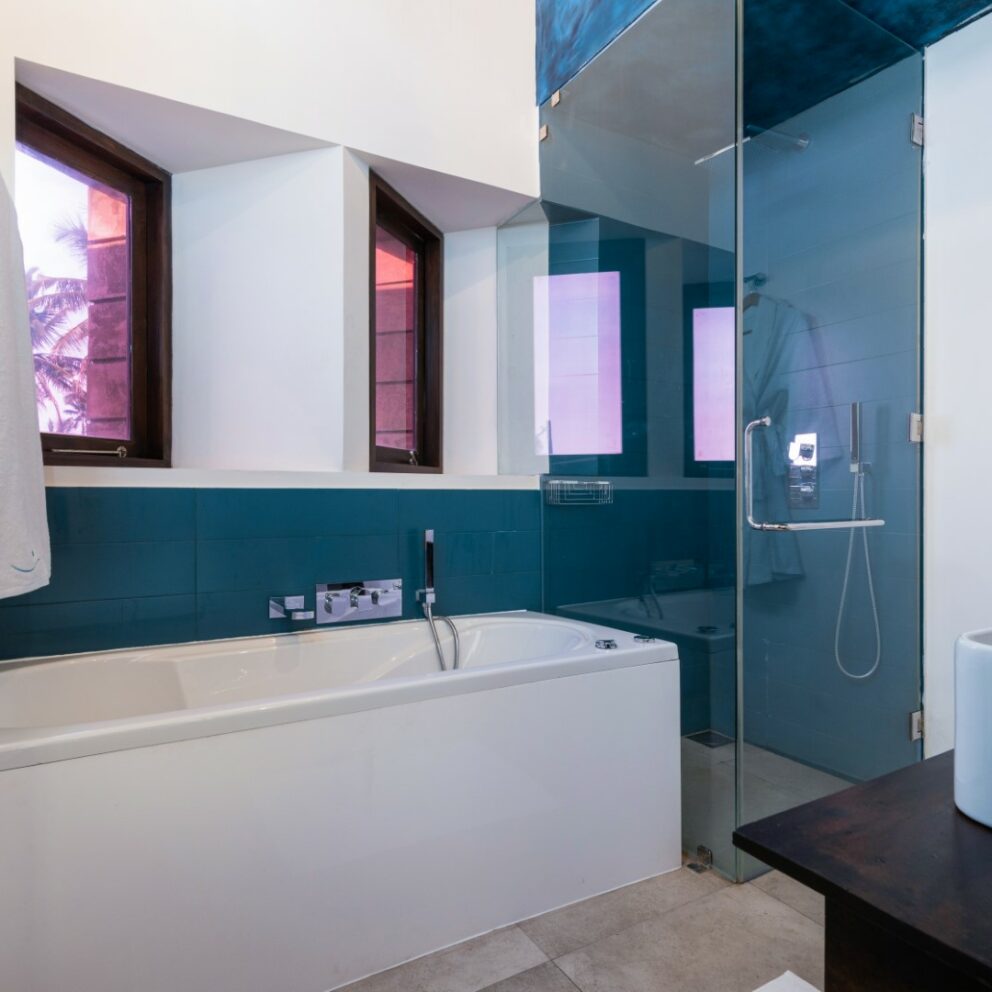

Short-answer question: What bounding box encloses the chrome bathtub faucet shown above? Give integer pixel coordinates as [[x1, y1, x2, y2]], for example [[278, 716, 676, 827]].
[[417, 529, 460, 671], [268, 596, 315, 621]]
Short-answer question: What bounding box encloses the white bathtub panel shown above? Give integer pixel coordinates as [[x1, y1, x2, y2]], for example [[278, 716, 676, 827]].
[[0, 662, 679, 992]]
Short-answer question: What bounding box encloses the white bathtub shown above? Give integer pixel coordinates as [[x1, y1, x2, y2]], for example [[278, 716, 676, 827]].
[[559, 588, 736, 738], [0, 611, 680, 992]]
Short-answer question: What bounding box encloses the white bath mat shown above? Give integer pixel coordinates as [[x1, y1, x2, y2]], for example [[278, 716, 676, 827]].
[[754, 973, 819, 992]]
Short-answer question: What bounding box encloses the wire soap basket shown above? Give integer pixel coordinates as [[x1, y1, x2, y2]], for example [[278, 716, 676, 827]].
[[544, 479, 614, 506]]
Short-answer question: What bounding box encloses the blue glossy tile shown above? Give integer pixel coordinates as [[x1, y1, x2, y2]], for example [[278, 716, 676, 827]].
[[195, 538, 306, 594], [46, 488, 196, 545], [0, 595, 196, 660], [3, 487, 548, 662], [17, 541, 195, 605], [682, 697, 709, 736], [121, 595, 199, 649], [196, 489, 399, 540], [0, 599, 120, 659], [196, 590, 310, 641], [397, 490, 515, 533], [505, 491, 542, 531], [493, 531, 542, 574], [197, 534, 400, 594], [443, 572, 542, 616], [317, 534, 402, 582], [439, 532, 494, 578]]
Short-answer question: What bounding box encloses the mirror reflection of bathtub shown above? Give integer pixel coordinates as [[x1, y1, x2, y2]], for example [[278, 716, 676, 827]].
[[558, 587, 735, 738]]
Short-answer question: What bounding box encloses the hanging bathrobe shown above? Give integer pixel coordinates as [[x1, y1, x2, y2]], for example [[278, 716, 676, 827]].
[[0, 173, 51, 598], [743, 294, 814, 587]]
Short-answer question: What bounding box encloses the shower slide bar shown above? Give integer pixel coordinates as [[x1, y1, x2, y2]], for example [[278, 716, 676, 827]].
[[744, 417, 885, 532]]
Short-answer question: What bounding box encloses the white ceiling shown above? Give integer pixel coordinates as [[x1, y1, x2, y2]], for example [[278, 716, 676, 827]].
[[15, 60, 532, 231], [16, 61, 334, 173], [358, 153, 534, 232]]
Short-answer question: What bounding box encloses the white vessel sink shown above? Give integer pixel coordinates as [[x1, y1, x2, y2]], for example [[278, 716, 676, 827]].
[[955, 629, 992, 828]]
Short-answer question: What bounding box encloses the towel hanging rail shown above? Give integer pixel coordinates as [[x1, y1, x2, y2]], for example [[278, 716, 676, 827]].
[[49, 446, 127, 459]]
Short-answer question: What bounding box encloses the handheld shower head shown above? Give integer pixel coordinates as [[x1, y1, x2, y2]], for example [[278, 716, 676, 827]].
[[850, 402, 862, 473]]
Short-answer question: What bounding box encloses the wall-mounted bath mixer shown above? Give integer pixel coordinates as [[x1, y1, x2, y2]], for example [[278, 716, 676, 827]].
[[315, 580, 403, 624]]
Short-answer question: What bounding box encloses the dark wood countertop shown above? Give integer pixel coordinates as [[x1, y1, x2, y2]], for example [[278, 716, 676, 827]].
[[734, 751, 992, 987]]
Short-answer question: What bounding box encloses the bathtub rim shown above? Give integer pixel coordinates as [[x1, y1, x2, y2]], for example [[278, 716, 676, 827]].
[[557, 589, 735, 650], [0, 610, 678, 773]]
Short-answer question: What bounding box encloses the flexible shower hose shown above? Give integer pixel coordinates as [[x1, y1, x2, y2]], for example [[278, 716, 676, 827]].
[[424, 602, 461, 671], [834, 470, 881, 680]]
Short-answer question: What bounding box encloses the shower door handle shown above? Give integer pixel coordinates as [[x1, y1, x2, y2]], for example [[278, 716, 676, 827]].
[[744, 417, 885, 532]]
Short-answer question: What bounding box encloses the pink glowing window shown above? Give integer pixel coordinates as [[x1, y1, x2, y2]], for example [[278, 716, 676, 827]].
[[374, 225, 418, 452], [692, 307, 735, 462], [533, 272, 623, 456], [370, 174, 441, 471], [15, 143, 131, 441]]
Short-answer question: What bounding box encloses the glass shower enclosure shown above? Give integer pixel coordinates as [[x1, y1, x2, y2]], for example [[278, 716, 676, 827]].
[[736, 0, 923, 879], [498, 0, 923, 880]]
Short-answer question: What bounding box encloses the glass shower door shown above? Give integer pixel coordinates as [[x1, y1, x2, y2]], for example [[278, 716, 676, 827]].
[[736, 0, 924, 878]]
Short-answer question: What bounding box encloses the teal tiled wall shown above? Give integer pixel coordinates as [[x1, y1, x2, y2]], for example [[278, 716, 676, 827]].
[[0, 488, 542, 661], [545, 488, 735, 737]]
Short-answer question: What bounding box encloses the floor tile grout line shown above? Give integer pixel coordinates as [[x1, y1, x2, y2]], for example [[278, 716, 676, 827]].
[[475, 959, 581, 992], [470, 925, 553, 992], [742, 879, 828, 931], [749, 878, 826, 929], [529, 871, 731, 964], [549, 960, 584, 992]]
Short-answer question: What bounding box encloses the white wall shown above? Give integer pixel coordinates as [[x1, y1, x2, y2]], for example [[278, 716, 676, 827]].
[[172, 155, 504, 476], [923, 18, 992, 755], [0, 0, 538, 197], [496, 210, 551, 476], [2, 0, 537, 484], [339, 149, 374, 472], [444, 229, 500, 475], [173, 150, 344, 472]]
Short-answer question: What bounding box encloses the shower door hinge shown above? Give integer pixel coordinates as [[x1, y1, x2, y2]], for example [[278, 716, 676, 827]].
[[910, 709, 924, 742], [686, 845, 713, 873], [910, 114, 925, 148], [909, 412, 923, 444]]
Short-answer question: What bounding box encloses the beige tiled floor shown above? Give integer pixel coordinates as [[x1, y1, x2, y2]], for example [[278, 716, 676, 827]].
[[340, 868, 824, 992]]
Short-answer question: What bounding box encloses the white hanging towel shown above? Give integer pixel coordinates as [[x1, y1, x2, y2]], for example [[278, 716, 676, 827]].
[[0, 172, 51, 598]]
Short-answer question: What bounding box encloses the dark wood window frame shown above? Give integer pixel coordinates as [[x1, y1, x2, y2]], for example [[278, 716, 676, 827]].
[[16, 84, 172, 467], [369, 172, 443, 473]]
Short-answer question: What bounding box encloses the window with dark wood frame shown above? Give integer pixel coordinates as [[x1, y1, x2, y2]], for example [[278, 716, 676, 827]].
[[15, 84, 172, 467], [369, 172, 442, 472]]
